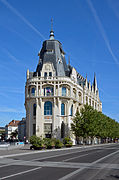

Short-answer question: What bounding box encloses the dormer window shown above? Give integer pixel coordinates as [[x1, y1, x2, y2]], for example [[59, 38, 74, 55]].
[[46, 49, 53, 54], [44, 72, 47, 78], [58, 58, 62, 64], [49, 72, 52, 77]]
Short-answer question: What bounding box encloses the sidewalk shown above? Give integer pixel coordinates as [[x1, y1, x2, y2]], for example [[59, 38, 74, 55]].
[[0, 144, 31, 156]]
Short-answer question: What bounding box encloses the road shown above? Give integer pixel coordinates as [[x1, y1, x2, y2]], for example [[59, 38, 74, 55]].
[[0, 143, 119, 180]]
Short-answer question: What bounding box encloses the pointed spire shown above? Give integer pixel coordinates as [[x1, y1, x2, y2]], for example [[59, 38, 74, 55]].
[[93, 72, 97, 92], [50, 18, 54, 40], [92, 84, 94, 93], [89, 80, 91, 91], [85, 74, 88, 88], [68, 56, 70, 65]]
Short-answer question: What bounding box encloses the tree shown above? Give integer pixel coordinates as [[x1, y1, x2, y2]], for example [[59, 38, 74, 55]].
[[71, 104, 119, 144]]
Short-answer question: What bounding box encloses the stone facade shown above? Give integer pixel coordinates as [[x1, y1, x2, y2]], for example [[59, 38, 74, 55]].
[[25, 29, 102, 142]]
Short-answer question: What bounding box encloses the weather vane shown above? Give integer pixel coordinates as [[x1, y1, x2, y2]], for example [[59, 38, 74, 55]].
[[51, 18, 53, 31]]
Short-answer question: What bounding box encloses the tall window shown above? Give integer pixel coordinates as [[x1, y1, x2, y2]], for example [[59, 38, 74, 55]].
[[44, 101, 52, 115], [33, 104, 36, 116], [61, 103, 65, 115], [70, 105, 73, 116], [62, 87, 66, 96], [31, 88, 35, 96]]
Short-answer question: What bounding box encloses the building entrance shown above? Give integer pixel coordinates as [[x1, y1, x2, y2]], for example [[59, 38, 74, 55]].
[[44, 123, 52, 138]]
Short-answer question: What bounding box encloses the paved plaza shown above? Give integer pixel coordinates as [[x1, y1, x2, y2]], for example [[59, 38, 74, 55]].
[[0, 143, 119, 179]]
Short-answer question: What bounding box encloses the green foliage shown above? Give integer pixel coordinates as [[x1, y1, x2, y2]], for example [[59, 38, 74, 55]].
[[55, 139, 63, 148], [43, 138, 53, 149], [63, 137, 73, 147], [30, 135, 43, 147], [30, 135, 37, 144], [71, 104, 119, 140]]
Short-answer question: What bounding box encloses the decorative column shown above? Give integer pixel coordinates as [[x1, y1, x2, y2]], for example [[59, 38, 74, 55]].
[[52, 98, 56, 133], [58, 83, 60, 96], [25, 102, 30, 140], [54, 82, 56, 96], [70, 86, 73, 98], [40, 82, 42, 96], [36, 82, 38, 96], [76, 89, 78, 100], [36, 98, 44, 137]]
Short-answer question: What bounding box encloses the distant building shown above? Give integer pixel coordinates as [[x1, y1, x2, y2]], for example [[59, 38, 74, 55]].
[[5, 120, 20, 139], [0, 127, 5, 139], [0, 127, 5, 132], [18, 118, 26, 141], [25, 26, 102, 142]]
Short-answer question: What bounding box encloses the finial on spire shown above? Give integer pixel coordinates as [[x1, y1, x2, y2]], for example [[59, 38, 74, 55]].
[[50, 18, 54, 40], [51, 18, 53, 31]]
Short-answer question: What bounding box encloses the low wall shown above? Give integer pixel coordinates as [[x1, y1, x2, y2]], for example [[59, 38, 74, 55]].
[[0, 143, 24, 150]]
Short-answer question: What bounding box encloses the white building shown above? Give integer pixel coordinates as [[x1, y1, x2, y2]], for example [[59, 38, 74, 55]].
[[5, 120, 20, 139], [25, 28, 102, 141]]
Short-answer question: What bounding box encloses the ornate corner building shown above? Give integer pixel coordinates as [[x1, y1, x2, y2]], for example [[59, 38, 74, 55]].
[[25, 28, 102, 141]]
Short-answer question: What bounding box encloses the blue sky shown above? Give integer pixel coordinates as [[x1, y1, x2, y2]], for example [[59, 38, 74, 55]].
[[0, 0, 119, 126]]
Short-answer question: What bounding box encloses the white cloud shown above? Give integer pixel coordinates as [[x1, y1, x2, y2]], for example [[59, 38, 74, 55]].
[[2, 48, 19, 62], [1, 48, 30, 69], [1, 0, 45, 40], [87, 0, 119, 66], [0, 87, 24, 94]]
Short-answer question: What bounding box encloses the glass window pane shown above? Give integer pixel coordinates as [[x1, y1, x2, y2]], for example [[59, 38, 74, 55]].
[[31, 88, 35, 93], [46, 87, 53, 96], [61, 103, 65, 115], [31, 88, 35, 96], [70, 105, 73, 116], [44, 101, 52, 115], [62, 87, 66, 96], [44, 72, 47, 77]]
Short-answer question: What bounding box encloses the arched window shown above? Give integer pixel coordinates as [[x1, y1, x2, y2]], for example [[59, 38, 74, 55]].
[[61, 103, 65, 115], [44, 101, 52, 115], [62, 87, 66, 96], [70, 105, 73, 116], [33, 104, 36, 116], [31, 88, 35, 96]]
